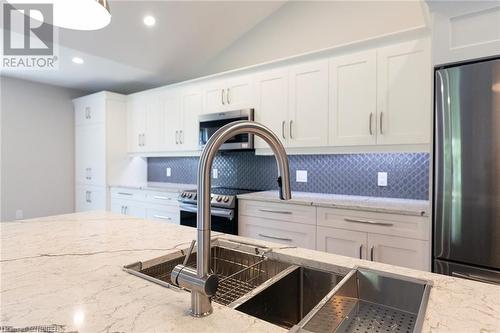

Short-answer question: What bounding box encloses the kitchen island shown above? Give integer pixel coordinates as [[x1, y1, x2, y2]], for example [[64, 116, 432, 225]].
[[1, 212, 499, 332]]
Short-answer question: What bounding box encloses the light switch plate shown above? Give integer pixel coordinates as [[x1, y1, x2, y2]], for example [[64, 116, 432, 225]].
[[296, 170, 308, 183], [166, 168, 171, 177], [213, 168, 218, 179], [378, 172, 388, 186]]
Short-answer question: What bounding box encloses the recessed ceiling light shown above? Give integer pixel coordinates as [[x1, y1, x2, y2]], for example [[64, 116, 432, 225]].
[[143, 15, 156, 27], [72, 57, 84, 64]]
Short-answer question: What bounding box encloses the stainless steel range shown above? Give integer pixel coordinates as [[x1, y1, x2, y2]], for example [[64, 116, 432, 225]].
[[178, 187, 256, 235]]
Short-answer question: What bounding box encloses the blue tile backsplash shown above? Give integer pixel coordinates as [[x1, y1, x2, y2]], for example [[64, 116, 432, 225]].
[[147, 152, 429, 200]]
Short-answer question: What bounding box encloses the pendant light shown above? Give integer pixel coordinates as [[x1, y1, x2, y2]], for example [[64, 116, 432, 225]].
[[6, 0, 111, 31]]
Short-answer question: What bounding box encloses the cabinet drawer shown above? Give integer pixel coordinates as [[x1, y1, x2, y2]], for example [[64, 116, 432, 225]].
[[239, 200, 316, 225], [239, 216, 316, 249], [146, 205, 179, 224], [110, 187, 145, 201], [317, 207, 429, 240], [143, 190, 179, 206]]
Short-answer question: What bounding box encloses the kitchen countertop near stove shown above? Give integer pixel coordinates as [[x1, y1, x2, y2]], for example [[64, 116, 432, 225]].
[[238, 191, 430, 216]]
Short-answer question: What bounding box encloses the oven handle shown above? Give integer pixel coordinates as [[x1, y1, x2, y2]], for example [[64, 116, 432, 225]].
[[179, 203, 234, 220]]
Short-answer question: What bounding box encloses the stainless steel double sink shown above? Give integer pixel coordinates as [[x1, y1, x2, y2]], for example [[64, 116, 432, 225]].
[[124, 240, 431, 332]]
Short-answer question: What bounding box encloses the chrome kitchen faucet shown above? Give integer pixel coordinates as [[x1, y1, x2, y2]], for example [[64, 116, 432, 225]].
[[171, 120, 292, 317]]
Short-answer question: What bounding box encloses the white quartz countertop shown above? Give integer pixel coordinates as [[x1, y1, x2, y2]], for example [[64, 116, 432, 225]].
[[110, 182, 196, 193], [238, 191, 430, 216], [1, 212, 499, 332]]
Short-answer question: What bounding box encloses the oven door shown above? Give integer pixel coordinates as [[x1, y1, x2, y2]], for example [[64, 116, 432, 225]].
[[198, 109, 254, 150], [179, 203, 237, 235]]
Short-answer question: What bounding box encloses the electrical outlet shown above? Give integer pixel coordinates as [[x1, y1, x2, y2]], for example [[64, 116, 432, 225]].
[[166, 168, 171, 177], [378, 172, 388, 187], [15, 209, 23, 220], [296, 170, 308, 183], [213, 168, 218, 179]]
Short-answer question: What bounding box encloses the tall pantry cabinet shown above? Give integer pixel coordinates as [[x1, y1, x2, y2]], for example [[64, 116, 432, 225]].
[[74, 92, 146, 212]]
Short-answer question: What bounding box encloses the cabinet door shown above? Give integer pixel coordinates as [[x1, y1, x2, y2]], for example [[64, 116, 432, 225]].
[[143, 94, 163, 152], [239, 216, 316, 250], [254, 68, 289, 148], [74, 96, 105, 126], [179, 87, 202, 150], [76, 185, 106, 212], [288, 60, 329, 147], [330, 50, 377, 146], [317, 226, 367, 259], [75, 124, 105, 186], [161, 89, 181, 151], [203, 80, 225, 114], [224, 74, 255, 111], [127, 95, 147, 152], [367, 233, 430, 271], [146, 205, 179, 224], [376, 39, 431, 144], [111, 198, 146, 218]]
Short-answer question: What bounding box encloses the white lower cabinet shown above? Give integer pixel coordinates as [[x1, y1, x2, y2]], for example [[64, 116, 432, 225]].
[[110, 199, 146, 218], [109, 187, 180, 224], [317, 227, 367, 259], [76, 185, 106, 212], [239, 215, 316, 249], [367, 233, 429, 270], [239, 200, 431, 271]]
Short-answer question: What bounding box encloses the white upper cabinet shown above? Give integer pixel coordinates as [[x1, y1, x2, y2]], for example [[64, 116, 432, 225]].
[[254, 68, 289, 149], [179, 86, 202, 150], [288, 60, 329, 147], [160, 88, 181, 151], [74, 96, 105, 126], [329, 50, 377, 146], [127, 93, 162, 153], [202, 74, 255, 114], [376, 39, 431, 145]]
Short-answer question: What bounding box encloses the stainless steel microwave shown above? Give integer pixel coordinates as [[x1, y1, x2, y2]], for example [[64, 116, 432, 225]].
[[198, 109, 254, 150]]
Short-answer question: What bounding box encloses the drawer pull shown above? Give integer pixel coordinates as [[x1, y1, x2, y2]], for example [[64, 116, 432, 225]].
[[258, 233, 293, 242], [153, 196, 171, 200], [153, 215, 172, 220], [118, 192, 133, 196], [359, 244, 363, 259], [370, 246, 374, 261], [344, 218, 393, 227], [259, 209, 292, 215]]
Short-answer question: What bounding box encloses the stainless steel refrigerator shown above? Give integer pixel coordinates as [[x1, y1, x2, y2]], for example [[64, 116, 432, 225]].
[[434, 57, 500, 285]]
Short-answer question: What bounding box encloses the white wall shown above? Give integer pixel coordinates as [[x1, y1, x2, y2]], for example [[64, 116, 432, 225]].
[[0, 76, 84, 221], [198, 1, 428, 75]]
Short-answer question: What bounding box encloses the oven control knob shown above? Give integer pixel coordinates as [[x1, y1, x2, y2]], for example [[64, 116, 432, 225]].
[[188, 193, 193, 199], [216, 196, 222, 202], [181, 193, 186, 198], [223, 196, 230, 203]]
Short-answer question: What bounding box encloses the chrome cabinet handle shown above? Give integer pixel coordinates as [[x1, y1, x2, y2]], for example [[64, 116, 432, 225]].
[[153, 195, 171, 200], [120, 206, 125, 214], [359, 244, 363, 259], [85, 191, 90, 203], [142, 133, 146, 147], [118, 192, 132, 196], [258, 233, 293, 242], [154, 215, 172, 220], [289, 120, 293, 139], [344, 218, 393, 227], [259, 209, 292, 215], [281, 121, 286, 139], [85, 107, 91, 119], [379, 112, 384, 135], [138, 134, 142, 147], [451, 272, 500, 285], [175, 131, 179, 144], [179, 130, 183, 144], [369, 113, 373, 135], [88, 168, 92, 180], [123, 206, 128, 215], [221, 89, 225, 105], [226, 88, 231, 104], [370, 246, 374, 261]]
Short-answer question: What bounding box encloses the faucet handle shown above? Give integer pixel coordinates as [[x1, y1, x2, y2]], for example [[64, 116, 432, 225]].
[[183, 239, 196, 266]]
